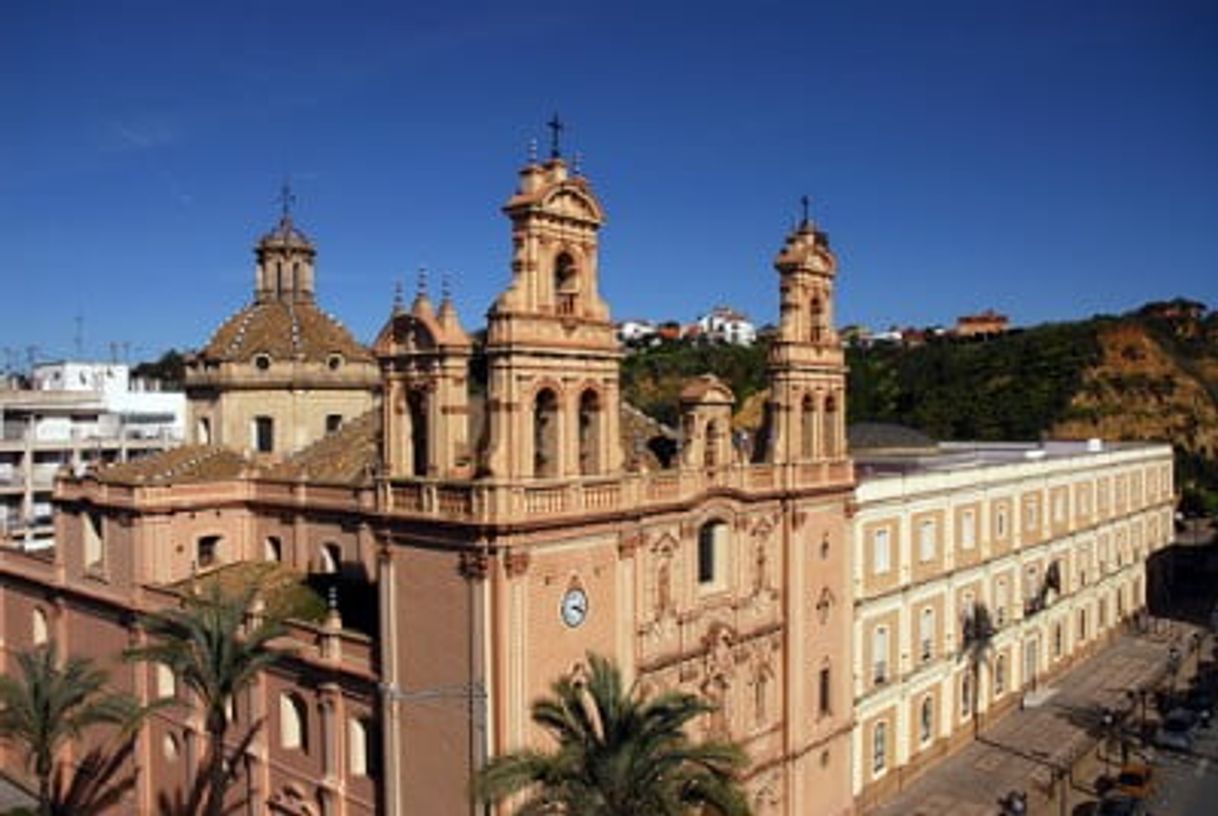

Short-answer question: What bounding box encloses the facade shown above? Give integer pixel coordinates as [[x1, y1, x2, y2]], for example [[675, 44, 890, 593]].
[[1, 367, 183, 549], [0, 139, 1173, 816], [850, 439, 1173, 808]]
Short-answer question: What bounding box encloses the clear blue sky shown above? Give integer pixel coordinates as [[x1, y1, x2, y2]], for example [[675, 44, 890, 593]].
[[2, 0, 1216, 366]]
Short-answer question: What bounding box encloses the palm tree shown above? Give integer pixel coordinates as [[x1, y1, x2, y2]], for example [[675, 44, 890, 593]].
[[961, 601, 996, 738], [0, 644, 142, 816], [126, 583, 289, 816], [476, 652, 751, 816]]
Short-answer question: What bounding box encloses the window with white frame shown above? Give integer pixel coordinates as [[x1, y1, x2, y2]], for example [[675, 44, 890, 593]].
[[918, 519, 936, 563], [995, 505, 1008, 538], [349, 717, 371, 776], [872, 625, 889, 685], [961, 673, 973, 720], [995, 579, 1009, 626], [961, 509, 976, 549], [872, 721, 887, 774], [994, 654, 1006, 695], [872, 528, 891, 575], [156, 664, 176, 699], [919, 607, 935, 663], [1025, 497, 1039, 530]]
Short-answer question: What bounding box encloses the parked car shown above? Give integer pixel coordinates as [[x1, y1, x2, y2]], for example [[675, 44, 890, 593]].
[[1184, 685, 1215, 714], [1097, 792, 1149, 816], [1153, 709, 1196, 752], [1114, 763, 1153, 799]]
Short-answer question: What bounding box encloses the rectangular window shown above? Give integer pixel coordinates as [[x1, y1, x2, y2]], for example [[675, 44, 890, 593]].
[[995, 505, 1008, 539], [698, 522, 726, 586], [919, 607, 935, 663], [1025, 497, 1039, 530], [995, 579, 1008, 626], [872, 721, 887, 774], [325, 414, 343, 434], [1053, 492, 1066, 524], [872, 626, 889, 686], [83, 511, 104, 571], [961, 509, 976, 550], [254, 415, 274, 453], [872, 528, 891, 574], [918, 519, 936, 563], [818, 667, 831, 715]]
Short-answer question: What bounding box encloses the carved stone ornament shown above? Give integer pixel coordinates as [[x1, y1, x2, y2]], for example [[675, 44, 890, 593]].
[[617, 531, 642, 559], [816, 587, 835, 625], [268, 785, 318, 816], [458, 550, 489, 581], [504, 548, 531, 578]]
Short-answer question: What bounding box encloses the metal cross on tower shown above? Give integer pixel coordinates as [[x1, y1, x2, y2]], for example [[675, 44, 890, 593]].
[[547, 114, 564, 159], [277, 179, 296, 221]]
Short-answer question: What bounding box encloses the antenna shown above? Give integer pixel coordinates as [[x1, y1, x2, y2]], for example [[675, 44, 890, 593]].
[[74, 313, 84, 358]]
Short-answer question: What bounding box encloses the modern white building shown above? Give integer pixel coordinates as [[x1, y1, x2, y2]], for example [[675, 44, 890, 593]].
[[1, 362, 185, 549], [847, 431, 1174, 809], [696, 305, 757, 345]]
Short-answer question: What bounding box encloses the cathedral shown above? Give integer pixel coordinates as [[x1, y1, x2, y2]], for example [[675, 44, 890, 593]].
[[0, 131, 1170, 816]]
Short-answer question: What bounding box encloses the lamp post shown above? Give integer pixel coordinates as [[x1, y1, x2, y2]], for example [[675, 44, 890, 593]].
[[1101, 707, 1115, 776], [1167, 645, 1182, 694]]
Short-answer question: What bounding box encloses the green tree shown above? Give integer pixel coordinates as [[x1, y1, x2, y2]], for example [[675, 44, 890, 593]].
[[0, 645, 142, 816], [960, 602, 996, 739], [476, 653, 751, 816], [126, 584, 289, 816]]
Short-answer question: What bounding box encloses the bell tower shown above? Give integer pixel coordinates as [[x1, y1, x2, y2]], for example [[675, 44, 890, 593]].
[[761, 199, 847, 466], [482, 122, 622, 480], [254, 183, 317, 304]]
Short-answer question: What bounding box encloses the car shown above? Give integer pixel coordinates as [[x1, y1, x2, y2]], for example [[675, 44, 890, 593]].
[[1114, 763, 1153, 800], [1097, 792, 1148, 816], [1184, 686, 1215, 714], [1153, 709, 1195, 752]]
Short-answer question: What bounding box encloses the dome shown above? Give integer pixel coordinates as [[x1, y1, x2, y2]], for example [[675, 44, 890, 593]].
[[201, 300, 372, 364], [258, 216, 314, 251]]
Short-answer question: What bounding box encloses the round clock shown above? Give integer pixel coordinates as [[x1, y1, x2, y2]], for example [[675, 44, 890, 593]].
[[560, 587, 588, 628]]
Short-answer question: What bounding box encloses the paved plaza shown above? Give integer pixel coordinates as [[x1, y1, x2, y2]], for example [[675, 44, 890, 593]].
[[869, 625, 1191, 816]]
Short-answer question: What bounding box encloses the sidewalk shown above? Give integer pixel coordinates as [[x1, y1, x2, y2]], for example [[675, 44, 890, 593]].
[[869, 624, 1195, 816]]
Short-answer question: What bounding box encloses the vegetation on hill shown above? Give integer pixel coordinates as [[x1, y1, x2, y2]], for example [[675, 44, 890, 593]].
[[619, 299, 1218, 508]]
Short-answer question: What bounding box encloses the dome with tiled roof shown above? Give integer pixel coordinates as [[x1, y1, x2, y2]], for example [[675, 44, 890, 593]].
[[201, 300, 372, 364], [195, 210, 372, 364]]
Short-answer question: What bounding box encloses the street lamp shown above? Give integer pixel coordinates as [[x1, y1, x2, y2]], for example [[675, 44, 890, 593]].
[[1101, 707, 1115, 776]]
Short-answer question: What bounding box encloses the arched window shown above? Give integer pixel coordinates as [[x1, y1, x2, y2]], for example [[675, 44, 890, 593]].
[[320, 543, 341, 575], [280, 693, 309, 752], [196, 535, 220, 570], [800, 393, 815, 459], [919, 695, 934, 744], [554, 252, 578, 314], [264, 536, 282, 563], [349, 717, 372, 777], [197, 417, 212, 445], [872, 720, 887, 774], [407, 390, 428, 477], [84, 511, 104, 571], [704, 420, 723, 468], [156, 664, 176, 699], [578, 389, 601, 476], [697, 520, 727, 587], [822, 395, 838, 459], [809, 295, 824, 342], [533, 389, 559, 478], [32, 607, 48, 647]]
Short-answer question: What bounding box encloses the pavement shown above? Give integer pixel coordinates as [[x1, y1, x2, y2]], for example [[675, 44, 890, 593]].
[[0, 774, 34, 813], [869, 622, 1198, 816]]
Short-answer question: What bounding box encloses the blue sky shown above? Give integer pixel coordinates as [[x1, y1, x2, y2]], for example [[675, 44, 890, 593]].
[[2, 0, 1216, 366]]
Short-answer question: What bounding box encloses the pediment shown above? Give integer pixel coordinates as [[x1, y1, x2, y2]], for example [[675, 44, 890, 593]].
[[542, 185, 603, 222]]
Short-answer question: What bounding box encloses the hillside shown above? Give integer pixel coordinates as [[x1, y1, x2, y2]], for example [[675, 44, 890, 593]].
[[619, 300, 1218, 500]]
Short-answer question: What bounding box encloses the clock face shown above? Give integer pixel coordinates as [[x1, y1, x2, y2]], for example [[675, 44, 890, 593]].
[[560, 587, 588, 628]]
